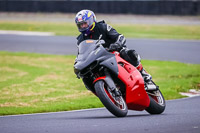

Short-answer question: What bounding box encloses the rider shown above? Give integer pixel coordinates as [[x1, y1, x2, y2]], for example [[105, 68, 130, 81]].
[[75, 9, 152, 82]]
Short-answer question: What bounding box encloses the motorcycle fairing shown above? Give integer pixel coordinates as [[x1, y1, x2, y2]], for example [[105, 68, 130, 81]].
[[75, 40, 119, 78], [75, 40, 150, 111], [93, 54, 150, 111], [99, 56, 118, 76], [115, 55, 150, 111]]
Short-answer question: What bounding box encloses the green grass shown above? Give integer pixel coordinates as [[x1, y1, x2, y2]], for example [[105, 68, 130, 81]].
[[0, 52, 102, 115], [0, 21, 200, 40], [0, 52, 200, 115]]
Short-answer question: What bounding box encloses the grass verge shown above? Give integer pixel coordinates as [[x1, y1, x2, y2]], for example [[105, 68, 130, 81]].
[[0, 52, 199, 115], [0, 21, 200, 40]]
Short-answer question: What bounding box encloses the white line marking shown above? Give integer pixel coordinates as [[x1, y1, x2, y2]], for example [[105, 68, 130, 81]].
[[0, 30, 55, 36], [0, 108, 105, 118], [179, 89, 200, 97], [167, 95, 200, 102]]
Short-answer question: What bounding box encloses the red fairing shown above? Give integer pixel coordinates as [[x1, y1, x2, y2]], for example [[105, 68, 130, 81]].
[[115, 54, 150, 111]]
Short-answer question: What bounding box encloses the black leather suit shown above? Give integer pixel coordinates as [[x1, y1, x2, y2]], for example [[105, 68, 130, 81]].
[[76, 20, 140, 67]]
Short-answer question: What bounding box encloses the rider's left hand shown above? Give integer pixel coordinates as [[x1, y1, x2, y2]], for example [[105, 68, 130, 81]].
[[109, 43, 122, 51]]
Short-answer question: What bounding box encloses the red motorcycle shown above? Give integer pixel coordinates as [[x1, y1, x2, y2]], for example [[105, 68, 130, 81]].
[[74, 38, 165, 117]]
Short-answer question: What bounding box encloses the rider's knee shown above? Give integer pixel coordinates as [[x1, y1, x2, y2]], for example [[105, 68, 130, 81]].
[[127, 49, 141, 67], [120, 49, 141, 67]]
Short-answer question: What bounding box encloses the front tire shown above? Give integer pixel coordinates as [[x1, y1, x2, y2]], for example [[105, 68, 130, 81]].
[[145, 89, 166, 114], [94, 80, 128, 117]]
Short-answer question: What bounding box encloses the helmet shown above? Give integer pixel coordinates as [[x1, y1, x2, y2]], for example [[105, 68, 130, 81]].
[[75, 9, 96, 35]]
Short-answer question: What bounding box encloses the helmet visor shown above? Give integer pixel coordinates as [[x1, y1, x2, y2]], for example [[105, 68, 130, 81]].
[[77, 21, 89, 32]]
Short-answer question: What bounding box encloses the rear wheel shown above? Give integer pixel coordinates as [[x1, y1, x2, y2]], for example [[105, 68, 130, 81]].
[[94, 80, 128, 117], [145, 89, 166, 114]]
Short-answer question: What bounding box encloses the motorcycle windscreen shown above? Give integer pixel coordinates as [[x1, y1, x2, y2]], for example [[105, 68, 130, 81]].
[[75, 39, 111, 71], [77, 40, 97, 62]]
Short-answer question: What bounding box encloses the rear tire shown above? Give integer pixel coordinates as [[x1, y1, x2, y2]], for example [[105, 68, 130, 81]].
[[94, 80, 128, 117], [145, 89, 166, 114]]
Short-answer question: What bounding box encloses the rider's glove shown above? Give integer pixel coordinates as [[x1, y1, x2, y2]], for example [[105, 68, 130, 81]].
[[109, 35, 126, 51], [109, 43, 122, 51]]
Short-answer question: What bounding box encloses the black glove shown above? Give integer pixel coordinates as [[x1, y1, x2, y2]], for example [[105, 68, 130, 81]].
[[109, 43, 122, 51]]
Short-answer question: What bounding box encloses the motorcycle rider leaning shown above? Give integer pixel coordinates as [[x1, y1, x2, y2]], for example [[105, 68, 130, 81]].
[[75, 9, 152, 82]]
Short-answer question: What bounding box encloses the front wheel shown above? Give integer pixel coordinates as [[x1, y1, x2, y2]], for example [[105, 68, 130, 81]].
[[145, 89, 166, 114], [94, 80, 128, 117]]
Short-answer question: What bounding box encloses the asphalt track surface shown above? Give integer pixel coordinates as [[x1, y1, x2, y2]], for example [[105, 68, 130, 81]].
[[0, 96, 200, 133], [0, 34, 200, 64]]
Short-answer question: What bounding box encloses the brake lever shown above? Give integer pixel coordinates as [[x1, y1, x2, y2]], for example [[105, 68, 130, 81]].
[[96, 34, 102, 44]]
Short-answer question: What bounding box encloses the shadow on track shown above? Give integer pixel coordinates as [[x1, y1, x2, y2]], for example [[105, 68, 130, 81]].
[[54, 114, 153, 120]]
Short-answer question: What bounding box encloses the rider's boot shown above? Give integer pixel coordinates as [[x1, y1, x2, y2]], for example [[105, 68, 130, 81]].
[[136, 63, 152, 83]]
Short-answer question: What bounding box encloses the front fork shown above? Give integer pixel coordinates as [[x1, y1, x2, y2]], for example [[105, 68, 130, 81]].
[[93, 68, 121, 97]]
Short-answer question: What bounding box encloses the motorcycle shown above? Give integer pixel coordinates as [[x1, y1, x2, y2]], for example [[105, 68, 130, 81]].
[[74, 37, 166, 117]]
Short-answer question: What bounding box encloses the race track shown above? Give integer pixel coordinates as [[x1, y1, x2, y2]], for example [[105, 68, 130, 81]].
[[0, 34, 200, 64], [0, 96, 200, 133]]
